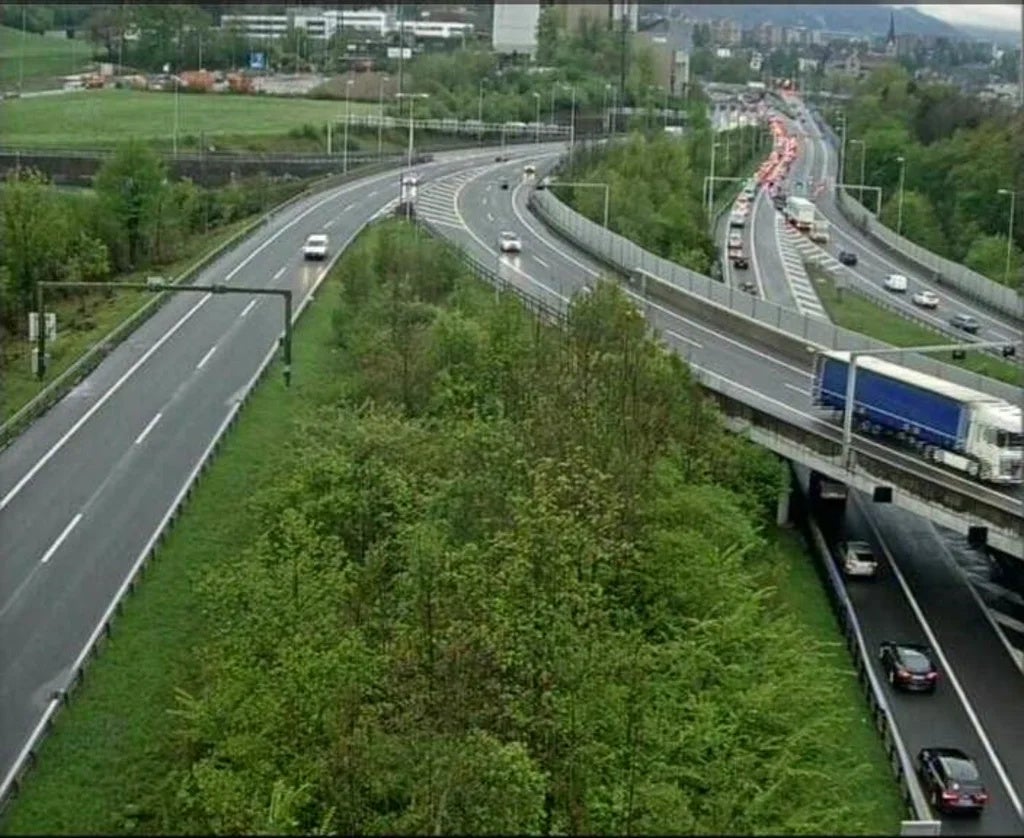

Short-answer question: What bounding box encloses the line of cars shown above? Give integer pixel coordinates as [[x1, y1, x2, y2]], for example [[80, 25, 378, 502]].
[[836, 251, 983, 333], [836, 539, 990, 816]]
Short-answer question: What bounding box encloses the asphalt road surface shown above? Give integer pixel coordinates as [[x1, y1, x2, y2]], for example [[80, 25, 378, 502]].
[[0, 141, 565, 790]]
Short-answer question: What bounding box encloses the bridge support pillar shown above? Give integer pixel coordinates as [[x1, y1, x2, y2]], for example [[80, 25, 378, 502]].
[[776, 461, 792, 527]]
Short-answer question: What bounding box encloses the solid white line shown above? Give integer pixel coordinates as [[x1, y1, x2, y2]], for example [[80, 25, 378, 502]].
[[273, 266, 287, 280], [666, 329, 702, 349], [239, 299, 258, 318], [367, 190, 378, 197], [783, 382, 806, 396], [0, 177, 368, 512], [487, 212, 494, 221], [134, 412, 162, 445], [859, 503, 1024, 823], [535, 256, 549, 268], [196, 345, 217, 370], [40, 513, 82, 564]]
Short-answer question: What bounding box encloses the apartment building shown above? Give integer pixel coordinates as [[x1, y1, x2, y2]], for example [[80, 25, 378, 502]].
[[221, 7, 469, 41]]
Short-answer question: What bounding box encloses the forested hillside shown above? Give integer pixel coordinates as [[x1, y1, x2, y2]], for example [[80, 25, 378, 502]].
[[834, 66, 1023, 286]]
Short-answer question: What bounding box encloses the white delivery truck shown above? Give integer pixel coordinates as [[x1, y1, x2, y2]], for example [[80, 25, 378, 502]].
[[784, 195, 816, 231]]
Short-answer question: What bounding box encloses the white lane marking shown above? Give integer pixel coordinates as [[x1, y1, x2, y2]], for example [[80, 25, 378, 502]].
[[40, 513, 83, 564], [239, 299, 258, 318], [0, 176, 370, 512], [273, 266, 287, 280], [368, 190, 378, 198], [324, 219, 336, 229], [747, 190, 768, 298], [196, 345, 217, 370], [486, 212, 494, 222], [482, 197, 488, 206], [783, 382, 806, 396], [858, 502, 1024, 824], [535, 256, 549, 268], [485, 184, 492, 192], [134, 412, 162, 445], [343, 203, 355, 212], [666, 329, 702, 349]]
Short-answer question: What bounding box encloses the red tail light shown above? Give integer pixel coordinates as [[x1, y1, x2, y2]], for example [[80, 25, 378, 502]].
[[974, 792, 988, 804], [896, 668, 911, 680], [941, 790, 959, 802]]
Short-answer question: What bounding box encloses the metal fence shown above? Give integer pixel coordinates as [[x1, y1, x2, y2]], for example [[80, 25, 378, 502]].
[[812, 113, 1024, 324], [345, 113, 571, 139], [529, 187, 1022, 405]]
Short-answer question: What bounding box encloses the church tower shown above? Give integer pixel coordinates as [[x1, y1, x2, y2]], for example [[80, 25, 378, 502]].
[[885, 10, 897, 57]]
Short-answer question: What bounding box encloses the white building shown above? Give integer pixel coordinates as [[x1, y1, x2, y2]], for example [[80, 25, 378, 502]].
[[492, 2, 540, 56], [399, 20, 474, 40], [221, 14, 290, 39]]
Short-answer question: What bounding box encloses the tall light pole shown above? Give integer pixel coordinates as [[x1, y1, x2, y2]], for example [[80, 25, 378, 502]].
[[173, 71, 181, 157], [997, 188, 1017, 286], [895, 154, 906, 236], [396, 92, 429, 173], [603, 83, 612, 134], [343, 78, 354, 174], [610, 84, 618, 136], [564, 83, 576, 170], [550, 83, 557, 125], [836, 110, 847, 187], [849, 138, 866, 195], [377, 74, 388, 160], [478, 79, 486, 142], [532, 92, 541, 143], [706, 140, 720, 214]]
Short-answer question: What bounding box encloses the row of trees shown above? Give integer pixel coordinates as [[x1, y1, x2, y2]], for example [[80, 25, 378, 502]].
[[0, 144, 309, 346], [833, 65, 1023, 286], [553, 120, 765, 277], [153, 221, 894, 833]]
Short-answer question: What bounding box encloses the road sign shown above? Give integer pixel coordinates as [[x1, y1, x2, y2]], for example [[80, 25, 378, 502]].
[[249, 52, 266, 71], [28, 312, 57, 342]]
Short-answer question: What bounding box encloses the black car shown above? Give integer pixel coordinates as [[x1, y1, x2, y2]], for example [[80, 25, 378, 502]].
[[878, 642, 938, 692], [950, 313, 980, 334], [738, 279, 757, 294], [838, 250, 858, 266], [918, 747, 988, 815], [731, 254, 750, 270]]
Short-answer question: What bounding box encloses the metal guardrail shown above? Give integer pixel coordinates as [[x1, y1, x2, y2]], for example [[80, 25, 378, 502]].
[[812, 112, 1024, 325], [0, 202, 394, 815], [0, 156, 409, 451], [528, 186, 1023, 406], [798, 487, 933, 824]]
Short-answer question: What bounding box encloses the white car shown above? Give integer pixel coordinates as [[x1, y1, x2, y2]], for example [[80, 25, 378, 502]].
[[302, 233, 328, 261], [401, 173, 419, 187], [523, 163, 536, 176], [728, 232, 742, 248], [498, 231, 522, 254], [839, 540, 879, 579], [884, 273, 909, 292], [912, 290, 939, 309]]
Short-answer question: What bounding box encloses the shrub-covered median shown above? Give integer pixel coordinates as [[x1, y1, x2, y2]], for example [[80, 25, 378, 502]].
[[1, 222, 903, 835]]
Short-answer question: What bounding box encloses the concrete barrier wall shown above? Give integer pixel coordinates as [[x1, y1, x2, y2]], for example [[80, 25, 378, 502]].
[[530, 187, 1023, 405], [812, 113, 1024, 324]]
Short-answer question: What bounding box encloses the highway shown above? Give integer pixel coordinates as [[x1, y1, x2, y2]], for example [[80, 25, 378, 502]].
[[0, 141, 565, 794], [437, 148, 1024, 833]]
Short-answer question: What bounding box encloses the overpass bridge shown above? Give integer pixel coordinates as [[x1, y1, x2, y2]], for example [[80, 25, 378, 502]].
[[525, 187, 1024, 560]]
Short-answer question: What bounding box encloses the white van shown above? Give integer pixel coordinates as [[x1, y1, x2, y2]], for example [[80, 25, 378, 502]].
[[884, 273, 908, 293]]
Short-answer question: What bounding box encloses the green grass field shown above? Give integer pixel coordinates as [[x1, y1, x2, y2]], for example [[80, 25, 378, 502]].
[[812, 268, 1023, 387], [0, 88, 381, 149], [0, 25, 98, 91]]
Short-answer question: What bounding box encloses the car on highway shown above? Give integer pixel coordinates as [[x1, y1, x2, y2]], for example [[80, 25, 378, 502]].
[[302, 233, 328, 261], [918, 747, 988, 815], [738, 279, 757, 294], [838, 540, 879, 578], [949, 313, 980, 334], [523, 163, 536, 176], [731, 253, 749, 269], [498, 231, 522, 254], [912, 290, 940, 309], [494, 154, 509, 162], [500, 179, 509, 190], [401, 173, 419, 187], [878, 642, 938, 692], [838, 250, 858, 266], [728, 231, 742, 248], [884, 273, 909, 292], [537, 176, 552, 190]]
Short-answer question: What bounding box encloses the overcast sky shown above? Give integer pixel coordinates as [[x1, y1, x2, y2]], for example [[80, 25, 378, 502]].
[[893, 4, 1023, 33]]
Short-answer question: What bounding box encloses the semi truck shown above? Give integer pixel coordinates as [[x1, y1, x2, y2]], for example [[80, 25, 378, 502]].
[[811, 350, 1023, 484], [784, 195, 816, 230]]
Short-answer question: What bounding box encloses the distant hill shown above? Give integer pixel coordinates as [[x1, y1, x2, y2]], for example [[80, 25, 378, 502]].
[[659, 4, 965, 39]]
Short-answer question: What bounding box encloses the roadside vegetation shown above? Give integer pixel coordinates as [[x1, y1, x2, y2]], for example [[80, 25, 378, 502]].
[[1, 221, 903, 835], [553, 121, 765, 277], [812, 266, 1023, 386], [822, 65, 1022, 287], [0, 24, 97, 91], [0, 142, 316, 420]]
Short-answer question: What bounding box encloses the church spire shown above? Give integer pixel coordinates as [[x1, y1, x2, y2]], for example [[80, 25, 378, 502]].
[[887, 10, 896, 45]]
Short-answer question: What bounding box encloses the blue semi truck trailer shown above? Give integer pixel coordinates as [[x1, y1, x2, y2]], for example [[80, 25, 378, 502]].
[[812, 350, 1023, 485]]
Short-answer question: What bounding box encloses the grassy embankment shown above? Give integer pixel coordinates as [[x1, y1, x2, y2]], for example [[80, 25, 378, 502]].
[[0, 25, 96, 92], [811, 266, 1022, 387], [1, 222, 904, 836]]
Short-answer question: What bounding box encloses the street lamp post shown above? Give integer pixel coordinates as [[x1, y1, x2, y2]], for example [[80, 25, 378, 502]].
[[173, 72, 181, 157], [550, 83, 557, 126], [396, 91, 429, 174], [849, 138, 866, 196], [895, 154, 906, 236], [836, 340, 1022, 471], [567, 84, 576, 170], [478, 79, 485, 142], [343, 78, 354, 174], [706, 140, 720, 214], [610, 85, 618, 136], [997, 188, 1017, 286], [377, 74, 389, 160], [533, 92, 540, 143], [603, 83, 611, 134], [836, 111, 847, 188]]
